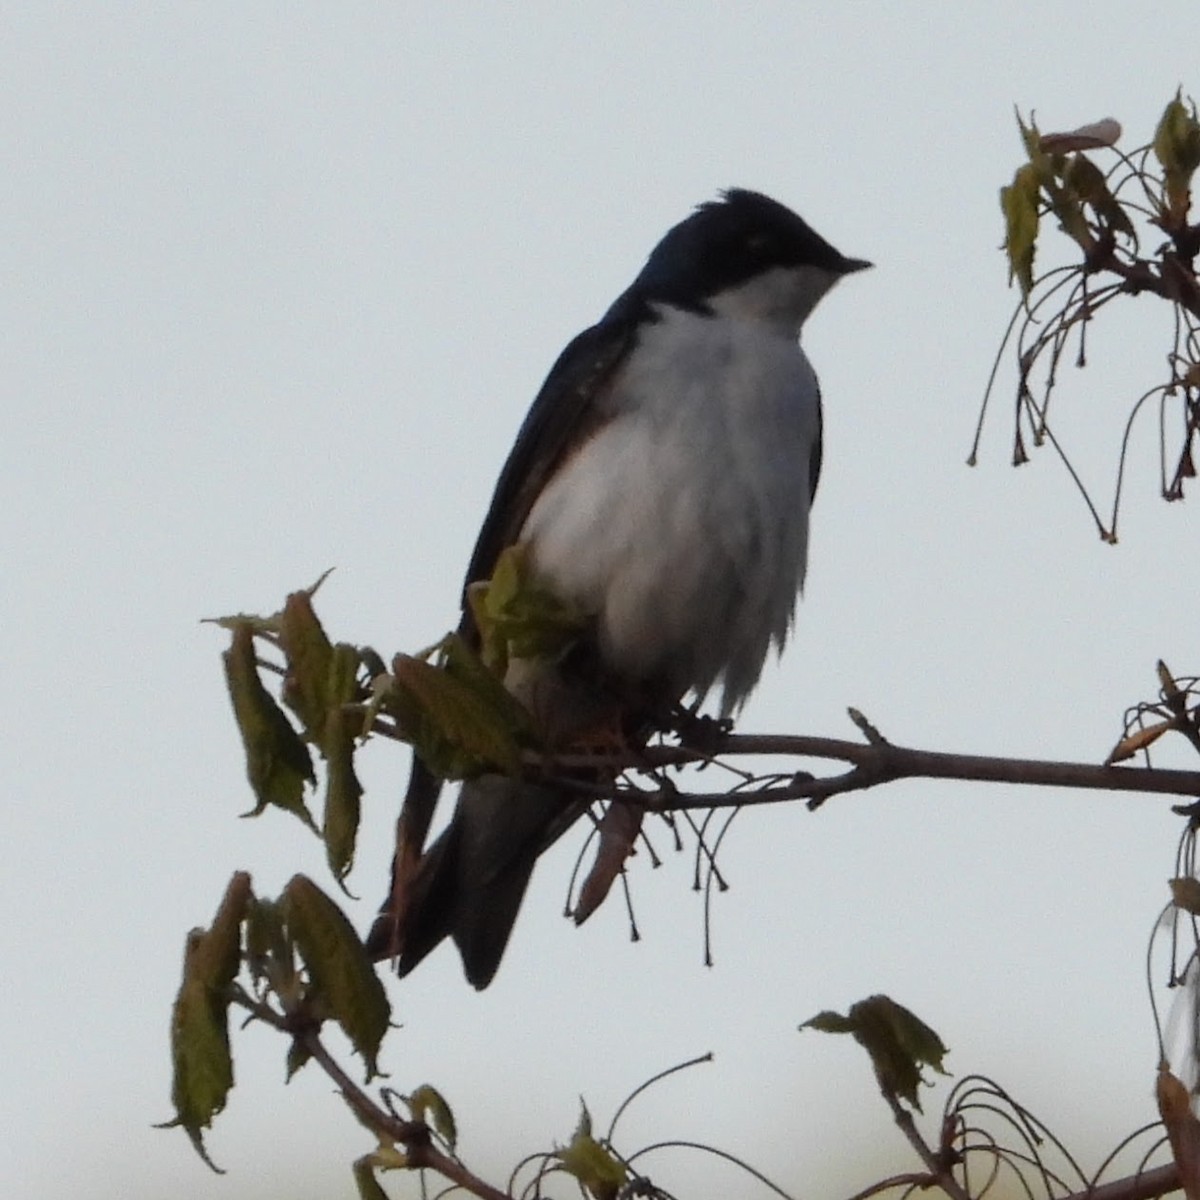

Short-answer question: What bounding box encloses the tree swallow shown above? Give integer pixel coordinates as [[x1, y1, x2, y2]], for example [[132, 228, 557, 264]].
[[367, 189, 870, 988]]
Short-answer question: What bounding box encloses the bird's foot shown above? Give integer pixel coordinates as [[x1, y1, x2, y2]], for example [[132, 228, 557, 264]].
[[668, 704, 733, 754]]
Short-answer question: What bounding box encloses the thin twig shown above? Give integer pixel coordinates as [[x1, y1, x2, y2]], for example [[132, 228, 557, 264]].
[[841, 1174, 938, 1200]]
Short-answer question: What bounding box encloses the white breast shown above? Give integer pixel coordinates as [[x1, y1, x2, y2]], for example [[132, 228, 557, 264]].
[[520, 303, 821, 714]]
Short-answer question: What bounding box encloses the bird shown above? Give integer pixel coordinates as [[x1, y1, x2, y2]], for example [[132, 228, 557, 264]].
[[366, 188, 870, 988]]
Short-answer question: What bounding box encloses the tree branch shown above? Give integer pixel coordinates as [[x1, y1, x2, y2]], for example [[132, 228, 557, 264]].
[[536, 732, 1200, 812]]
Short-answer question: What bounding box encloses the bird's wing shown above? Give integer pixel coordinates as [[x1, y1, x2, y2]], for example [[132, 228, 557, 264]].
[[365, 311, 641, 966], [808, 384, 823, 505], [460, 314, 641, 611]]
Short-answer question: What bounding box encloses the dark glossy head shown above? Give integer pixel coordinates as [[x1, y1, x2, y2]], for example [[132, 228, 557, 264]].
[[624, 188, 871, 314]]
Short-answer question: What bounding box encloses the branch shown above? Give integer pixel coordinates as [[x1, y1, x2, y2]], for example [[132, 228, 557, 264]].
[[229, 992, 514, 1200], [299, 1028, 418, 1141], [1076, 1162, 1181, 1200], [534, 731, 1200, 812], [302, 1030, 512, 1200], [1087, 239, 1200, 322], [884, 1092, 974, 1200], [400, 1143, 512, 1200]]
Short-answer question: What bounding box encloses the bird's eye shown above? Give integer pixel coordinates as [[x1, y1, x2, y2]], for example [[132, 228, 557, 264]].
[[746, 232, 773, 254]]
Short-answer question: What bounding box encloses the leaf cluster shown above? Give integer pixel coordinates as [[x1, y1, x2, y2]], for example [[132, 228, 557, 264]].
[[554, 1102, 630, 1200], [385, 633, 532, 780], [161, 872, 390, 1168], [980, 95, 1200, 541], [1156, 92, 1200, 228], [216, 554, 579, 891], [803, 994, 949, 1112], [219, 583, 368, 883], [1001, 114, 1134, 296], [467, 542, 589, 676], [1000, 97, 1200, 298]]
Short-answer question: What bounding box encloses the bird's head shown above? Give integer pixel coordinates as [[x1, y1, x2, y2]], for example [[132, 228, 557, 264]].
[[626, 188, 871, 334]]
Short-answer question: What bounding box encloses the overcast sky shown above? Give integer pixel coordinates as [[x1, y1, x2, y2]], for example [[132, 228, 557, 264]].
[[6, 7, 1200, 1200]]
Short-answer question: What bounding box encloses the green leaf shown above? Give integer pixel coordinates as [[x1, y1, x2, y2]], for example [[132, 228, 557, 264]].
[[439, 632, 533, 739], [468, 542, 588, 673], [244, 896, 295, 998], [1154, 90, 1200, 223], [407, 1084, 458, 1152], [160, 874, 254, 1169], [195, 872, 253, 992], [164, 970, 233, 1169], [389, 650, 524, 778], [467, 542, 522, 673], [802, 994, 949, 1111], [222, 622, 317, 831], [322, 703, 364, 887], [279, 589, 335, 733], [1000, 163, 1041, 295], [1064, 153, 1136, 241], [801, 1010, 857, 1035], [281, 875, 390, 1079], [279, 581, 363, 744], [1047, 174, 1090, 248], [1019, 110, 1066, 195], [556, 1102, 627, 1200], [353, 1157, 395, 1200], [1016, 109, 1042, 162]]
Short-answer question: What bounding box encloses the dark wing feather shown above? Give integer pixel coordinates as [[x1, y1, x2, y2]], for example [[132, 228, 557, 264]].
[[808, 384, 823, 505], [460, 316, 640, 612]]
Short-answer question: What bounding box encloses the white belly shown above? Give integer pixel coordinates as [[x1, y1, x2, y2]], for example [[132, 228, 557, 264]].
[[520, 304, 820, 714]]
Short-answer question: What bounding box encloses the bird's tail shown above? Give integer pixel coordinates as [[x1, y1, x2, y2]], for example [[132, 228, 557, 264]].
[[367, 775, 580, 989]]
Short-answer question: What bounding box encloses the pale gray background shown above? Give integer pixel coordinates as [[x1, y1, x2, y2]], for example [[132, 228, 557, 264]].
[[5, 6, 1200, 1199]]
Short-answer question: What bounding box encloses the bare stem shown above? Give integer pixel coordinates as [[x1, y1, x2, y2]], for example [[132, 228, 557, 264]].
[[885, 1092, 974, 1200], [841, 1173, 937, 1200], [409, 1145, 514, 1200], [299, 1029, 418, 1141]]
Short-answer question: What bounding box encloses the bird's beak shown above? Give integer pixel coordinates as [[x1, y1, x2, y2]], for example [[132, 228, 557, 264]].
[[839, 257, 873, 275]]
